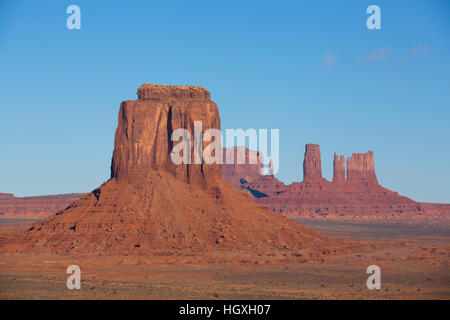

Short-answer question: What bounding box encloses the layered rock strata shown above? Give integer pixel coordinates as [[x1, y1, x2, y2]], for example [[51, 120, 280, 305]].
[[222, 145, 450, 219], [0, 193, 85, 219]]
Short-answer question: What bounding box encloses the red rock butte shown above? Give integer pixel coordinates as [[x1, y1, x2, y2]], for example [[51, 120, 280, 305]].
[[303, 144, 324, 182], [222, 144, 450, 218], [111, 83, 220, 187], [5, 84, 334, 255]]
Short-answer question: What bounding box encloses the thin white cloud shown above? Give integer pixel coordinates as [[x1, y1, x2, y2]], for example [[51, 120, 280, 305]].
[[404, 45, 430, 64], [322, 52, 336, 68], [363, 48, 392, 62], [410, 45, 430, 56]]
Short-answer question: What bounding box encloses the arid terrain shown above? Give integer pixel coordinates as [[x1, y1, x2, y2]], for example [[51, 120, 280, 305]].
[[0, 218, 449, 299], [1, 84, 448, 300]]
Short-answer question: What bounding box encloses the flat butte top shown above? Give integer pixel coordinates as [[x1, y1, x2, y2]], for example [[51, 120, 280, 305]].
[[137, 83, 211, 101]]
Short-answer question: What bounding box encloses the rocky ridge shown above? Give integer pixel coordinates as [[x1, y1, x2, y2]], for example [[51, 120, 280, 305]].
[[222, 145, 450, 220], [0, 193, 85, 219]]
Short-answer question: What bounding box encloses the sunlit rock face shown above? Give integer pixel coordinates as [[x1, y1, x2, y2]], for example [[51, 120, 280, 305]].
[[111, 84, 221, 187]]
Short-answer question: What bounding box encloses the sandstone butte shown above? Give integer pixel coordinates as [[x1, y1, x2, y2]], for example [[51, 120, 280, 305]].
[[222, 145, 450, 219], [1, 84, 340, 257]]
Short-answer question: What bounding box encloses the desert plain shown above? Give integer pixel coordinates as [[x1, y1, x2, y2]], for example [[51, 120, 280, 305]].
[[1, 84, 449, 300], [1, 216, 449, 300]]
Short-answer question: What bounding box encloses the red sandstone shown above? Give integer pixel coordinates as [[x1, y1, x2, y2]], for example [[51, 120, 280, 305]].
[[0, 193, 85, 219], [0, 84, 336, 256], [222, 145, 450, 220]]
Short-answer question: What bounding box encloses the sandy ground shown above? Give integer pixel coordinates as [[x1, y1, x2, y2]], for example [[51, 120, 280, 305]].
[[0, 219, 449, 299]]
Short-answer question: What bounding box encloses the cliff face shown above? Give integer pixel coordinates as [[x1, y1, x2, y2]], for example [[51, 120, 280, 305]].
[[346, 151, 378, 186], [221, 147, 286, 199], [332, 153, 345, 184], [221, 147, 264, 188], [303, 144, 323, 182], [12, 84, 330, 254], [111, 84, 221, 187], [222, 145, 450, 219]]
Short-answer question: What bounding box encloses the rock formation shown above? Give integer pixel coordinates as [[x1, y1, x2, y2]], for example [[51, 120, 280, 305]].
[[222, 145, 450, 219], [111, 84, 220, 187], [346, 151, 378, 186], [268, 158, 274, 176], [6, 84, 331, 255], [221, 147, 264, 188], [332, 153, 345, 184], [222, 147, 287, 199], [303, 144, 323, 182]]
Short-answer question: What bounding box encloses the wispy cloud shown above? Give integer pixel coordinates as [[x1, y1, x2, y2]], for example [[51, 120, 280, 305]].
[[410, 45, 430, 56], [404, 45, 430, 64], [362, 48, 392, 62], [322, 52, 336, 68]]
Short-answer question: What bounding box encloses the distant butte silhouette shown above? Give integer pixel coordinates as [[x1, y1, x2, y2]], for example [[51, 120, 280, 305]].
[[222, 145, 450, 218]]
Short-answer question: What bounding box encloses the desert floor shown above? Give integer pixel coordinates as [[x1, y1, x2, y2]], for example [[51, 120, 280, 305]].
[[0, 218, 449, 299]]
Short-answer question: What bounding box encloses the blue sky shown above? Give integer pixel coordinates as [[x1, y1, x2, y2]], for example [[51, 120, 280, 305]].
[[0, 0, 449, 202]]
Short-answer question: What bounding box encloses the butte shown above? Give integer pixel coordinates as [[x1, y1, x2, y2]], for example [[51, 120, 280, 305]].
[[7, 84, 341, 260]]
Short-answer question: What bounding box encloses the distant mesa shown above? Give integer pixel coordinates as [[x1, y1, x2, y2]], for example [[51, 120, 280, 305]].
[[302, 144, 378, 188], [222, 144, 450, 219], [0, 193, 15, 200], [222, 147, 265, 188], [0, 193, 85, 219]]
